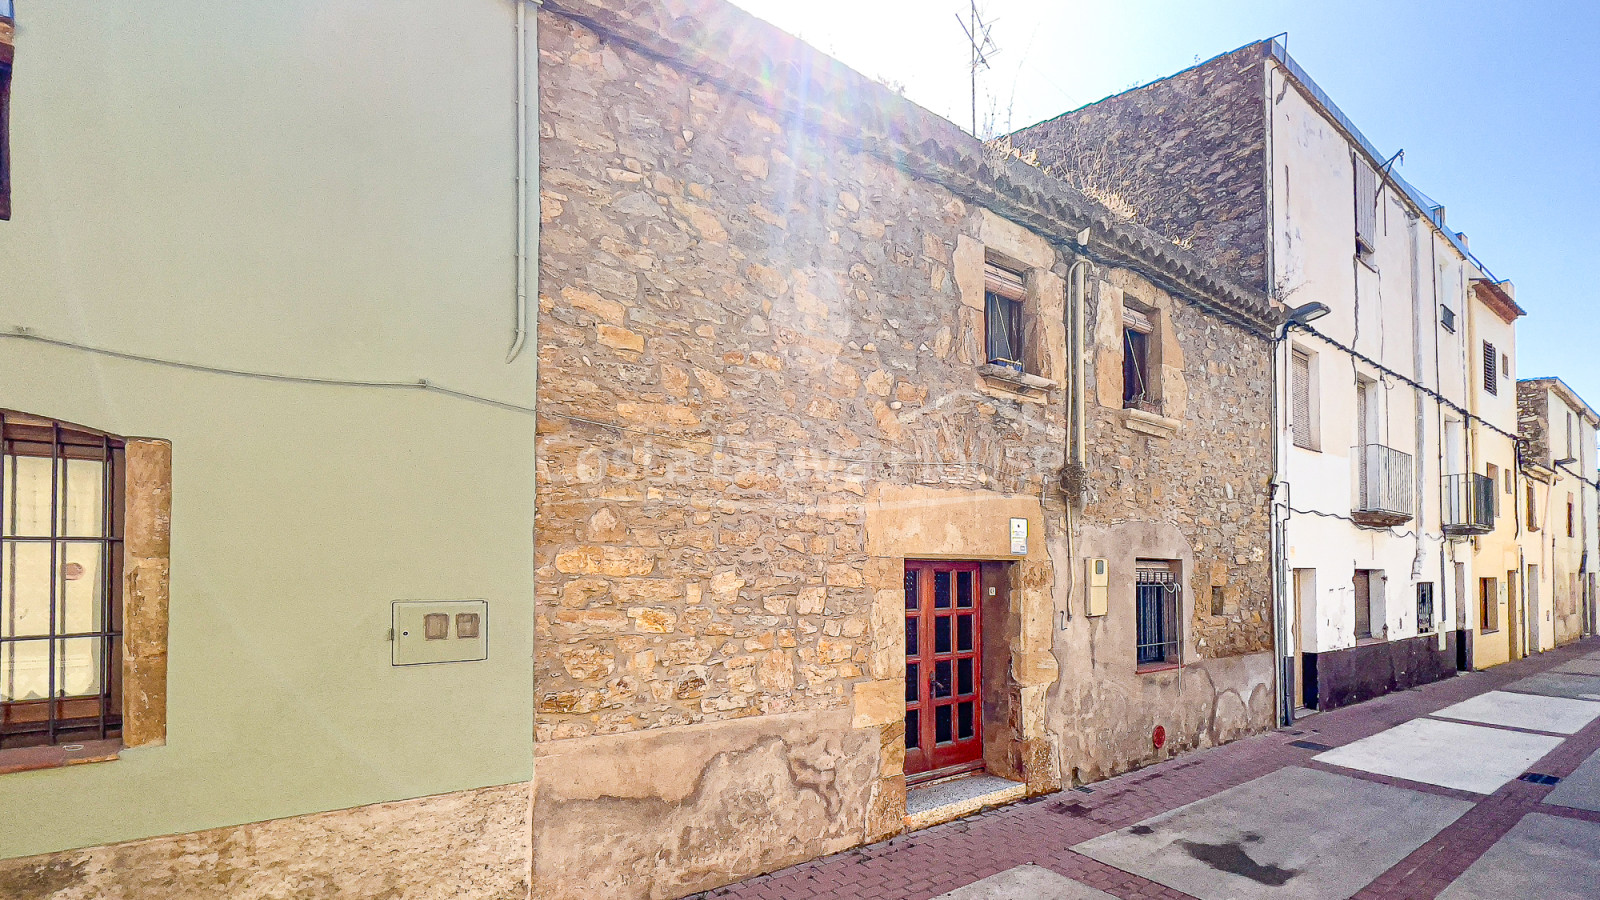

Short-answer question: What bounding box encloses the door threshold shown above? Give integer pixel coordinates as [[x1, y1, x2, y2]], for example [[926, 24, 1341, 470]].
[[904, 772, 1026, 831]]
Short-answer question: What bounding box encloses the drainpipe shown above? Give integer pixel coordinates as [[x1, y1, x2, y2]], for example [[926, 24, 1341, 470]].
[[1263, 59, 1291, 727], [507, 0, 540, 363], [1062, 254, 1089, 620]]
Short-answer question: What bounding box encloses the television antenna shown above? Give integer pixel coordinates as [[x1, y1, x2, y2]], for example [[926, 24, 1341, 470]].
[[956, 1, 998, 136]]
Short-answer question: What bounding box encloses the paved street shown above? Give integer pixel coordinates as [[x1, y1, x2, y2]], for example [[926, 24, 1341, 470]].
[[701, 638, 1600, 900]]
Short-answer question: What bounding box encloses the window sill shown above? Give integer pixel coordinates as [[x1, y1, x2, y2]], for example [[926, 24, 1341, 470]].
[[1119, 407, 1180, 439], [1355, 636, 1386, 647], [1136, 661, 1181, 675], [0, 739, 122, 776], [978, 364, 1054, 404]]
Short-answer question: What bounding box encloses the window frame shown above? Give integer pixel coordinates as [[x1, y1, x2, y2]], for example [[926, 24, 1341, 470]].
[[1482, 341, 1498, 396], [1480, 577, 1499, 633], [982, 263, 1027, 373], [1416, 582, 1435, 635], [1353, 154, 1379, 256], [1134, 560, 1181, 670], [1291, 347, 1319, 451], [1, 413, 126, 750]]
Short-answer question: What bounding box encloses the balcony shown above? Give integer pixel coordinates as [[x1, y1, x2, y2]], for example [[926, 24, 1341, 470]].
[[1443, 473, 1496, 536], [1351, 443, 1415, 527]]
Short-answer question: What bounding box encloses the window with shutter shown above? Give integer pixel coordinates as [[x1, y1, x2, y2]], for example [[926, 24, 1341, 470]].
[[1354, 156, 1379, 254], [1483, 341, 1497, 395], [1292, 350, 1314, 450], [983, 263, 1026, 371]]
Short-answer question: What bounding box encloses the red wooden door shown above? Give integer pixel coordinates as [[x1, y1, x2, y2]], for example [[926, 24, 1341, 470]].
[[904, 561, 983, 780]]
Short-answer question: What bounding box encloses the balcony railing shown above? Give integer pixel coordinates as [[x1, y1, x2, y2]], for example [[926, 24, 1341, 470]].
[[1443, 473, 1496, 536], [1351, 443, 1415, 527]]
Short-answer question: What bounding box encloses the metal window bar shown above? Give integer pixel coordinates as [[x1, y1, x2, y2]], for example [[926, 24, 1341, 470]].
[[0, 412, 124, 749], [1352, 443, 1415, 521], [1135, 568, 1180, 666], [1443, 473, 1495, 534]]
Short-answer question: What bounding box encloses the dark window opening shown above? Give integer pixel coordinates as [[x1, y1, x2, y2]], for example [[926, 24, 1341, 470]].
[[1, 412, 126, 749], [1123, 327, 1152, 410]]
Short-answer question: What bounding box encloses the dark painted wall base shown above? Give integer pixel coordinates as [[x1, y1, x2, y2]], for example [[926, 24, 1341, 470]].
[[1303, 632, 1458, 712]]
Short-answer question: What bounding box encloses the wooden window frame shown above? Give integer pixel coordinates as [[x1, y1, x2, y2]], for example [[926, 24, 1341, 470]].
[[982, 263, 1028, 373], [1354, 154, 1379, 256], [1, 414, 126, 750], [1291, 348, 1318, 451], [1480, 577, 1499, 633]]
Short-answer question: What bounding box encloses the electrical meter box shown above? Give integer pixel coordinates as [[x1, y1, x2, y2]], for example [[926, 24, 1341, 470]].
[[393, 600, 488, 666], [1086, 559, 1109, 617]]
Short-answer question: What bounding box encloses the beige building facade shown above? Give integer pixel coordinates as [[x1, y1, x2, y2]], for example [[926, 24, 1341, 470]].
[[1517, 378, 1599, 653]]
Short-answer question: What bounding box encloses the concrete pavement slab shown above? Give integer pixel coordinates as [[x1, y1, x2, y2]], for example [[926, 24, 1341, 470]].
[[1313, 718, 1563, 794], [1437, 813, 1600, 900], [933, 865, 1116, 900], [1075, 766, 1471, 900], [1503, 671, 1600, 700], [1543, 746, 1600, 813], [1430, 690, 1600, 735], [1551, 658, 1600, 676]]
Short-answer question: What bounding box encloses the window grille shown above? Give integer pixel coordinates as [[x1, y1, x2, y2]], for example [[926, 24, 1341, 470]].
[[1, 412, 125, 748], [1440, 306, 1456, 333], [1291, 351, 1313, 449], [1483, 341, 1497, 395], [1135, 563, 1180, 667]]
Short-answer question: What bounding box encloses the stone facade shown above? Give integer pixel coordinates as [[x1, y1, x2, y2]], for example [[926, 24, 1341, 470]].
[[1003, 45, 1271, 294], [532, 1, 1277, 897], [0, 783, 531, 899]]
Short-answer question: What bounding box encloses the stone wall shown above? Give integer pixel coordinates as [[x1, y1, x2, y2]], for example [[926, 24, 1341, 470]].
[[1518, 380, 1551, 466], [1048, 265, 1276, 784], [533, 1, 1277, 897], [0, 783, 530, 900], [1004, 45, 1271, 294]]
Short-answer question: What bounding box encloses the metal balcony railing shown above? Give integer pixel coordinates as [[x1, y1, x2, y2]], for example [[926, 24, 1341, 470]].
[[1351, 443, 1415, 527], [1443, 473, 1496, 535]]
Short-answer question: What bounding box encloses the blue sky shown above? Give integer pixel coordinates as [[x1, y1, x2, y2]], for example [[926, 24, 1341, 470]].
[[729, 0, 1600, 405]]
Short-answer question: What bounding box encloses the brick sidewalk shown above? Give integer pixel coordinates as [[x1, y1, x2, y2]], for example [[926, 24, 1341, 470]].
[[697, 638, 1600, 900]]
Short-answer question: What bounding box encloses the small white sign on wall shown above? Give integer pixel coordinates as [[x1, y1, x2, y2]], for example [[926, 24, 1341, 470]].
[[1010, 517, 1028, 555]]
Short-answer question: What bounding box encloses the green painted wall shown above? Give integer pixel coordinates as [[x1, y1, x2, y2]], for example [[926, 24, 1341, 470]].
[[0, 0, 536, 857]]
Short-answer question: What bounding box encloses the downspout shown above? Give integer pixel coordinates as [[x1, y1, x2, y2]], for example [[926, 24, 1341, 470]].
[[1264, 58, 1291, 725], [514, 0, 540, 863], [1062, 254, 1089, 622], [1411, 213, 1427, 598], [507, 0, 538, 363]]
